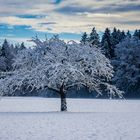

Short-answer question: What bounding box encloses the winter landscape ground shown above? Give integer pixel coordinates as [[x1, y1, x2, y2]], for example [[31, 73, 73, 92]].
[[0, 97, 140, 140]]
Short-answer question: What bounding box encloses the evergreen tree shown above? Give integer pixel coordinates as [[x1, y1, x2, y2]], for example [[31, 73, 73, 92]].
[[80, 32, 88, 44], [0, 39, 15, 71], [133, 29, 140, 40], [112, 28, 124, 45], [1, 39, 8, 57], [103, 41, 111, 59], [89, 27, 100, 46], [101, 28, 113, 59], [111, 27, 119, 46], [20, 42, 26, 50], [117, 29, 122, 42], [121, 30, 126, 40], [126, 30, 131, 38]]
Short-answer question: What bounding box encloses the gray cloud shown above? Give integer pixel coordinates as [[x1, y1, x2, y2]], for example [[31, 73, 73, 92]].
[[55, 6, 93, 14], [111, 20, 140, 25], [0, 0, 139, 35], [40, 22, 57, 25], [99, 3, 140, 13], [56, 3, 140, 15]]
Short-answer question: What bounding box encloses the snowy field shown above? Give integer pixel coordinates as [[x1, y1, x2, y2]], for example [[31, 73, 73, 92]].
[[0, 97, 140, 140]]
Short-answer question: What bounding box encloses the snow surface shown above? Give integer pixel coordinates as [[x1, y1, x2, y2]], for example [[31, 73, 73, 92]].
[[0, 97, 140, 140]]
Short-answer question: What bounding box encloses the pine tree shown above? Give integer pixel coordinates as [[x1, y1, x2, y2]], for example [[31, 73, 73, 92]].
[[0, 39, 15, 71], [121, 30, 126, 40], [126, 30, 131, 38], [89, 27, 100, 46], [103, 41, 111, 58], [1, 39, 8, 57], [101, 28, 113, 59], [133, 29, 140, 40], [111, 27, 119, 46], [117, 29, 122, 42], [80, 32, 88, 44], [111, 28, 126, 45], [20, 42, 26, 50]]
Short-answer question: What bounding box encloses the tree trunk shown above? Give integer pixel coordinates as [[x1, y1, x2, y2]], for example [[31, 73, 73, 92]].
[[59, 83, 67, 111]]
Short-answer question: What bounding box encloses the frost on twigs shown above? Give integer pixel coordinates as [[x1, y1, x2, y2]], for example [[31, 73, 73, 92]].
[[0, 37, 123, 98], [103, 83, 124, 99]]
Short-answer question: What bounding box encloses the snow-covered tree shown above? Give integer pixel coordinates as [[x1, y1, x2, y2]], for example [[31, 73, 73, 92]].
[[0, 37, 123, 111], [112, 37, 140, 95], [14, 42, 26, 54], [80, 32, 88, 44], [0, 56, 7, 72], [0, 39, 15, 71], [89, 27, 100, 46]]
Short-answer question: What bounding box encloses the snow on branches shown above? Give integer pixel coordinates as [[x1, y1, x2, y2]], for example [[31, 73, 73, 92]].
[[112, 37, 140, 93], [0, 37, 123, 98]]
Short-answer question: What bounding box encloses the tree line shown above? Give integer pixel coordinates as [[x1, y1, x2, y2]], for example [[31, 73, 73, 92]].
[[81, 28, 140, 98]]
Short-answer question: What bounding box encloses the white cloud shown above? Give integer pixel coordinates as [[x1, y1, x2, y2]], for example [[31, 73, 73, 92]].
[[0, 0, 139, 35]]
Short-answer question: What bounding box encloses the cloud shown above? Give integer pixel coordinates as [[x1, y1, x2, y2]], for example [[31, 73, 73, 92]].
[[56, 3, 140, 14], [55, 6, 93, 14], [0, 0, 139, 42], [40, 22, 57, 25], [97, 3, 140, 13]]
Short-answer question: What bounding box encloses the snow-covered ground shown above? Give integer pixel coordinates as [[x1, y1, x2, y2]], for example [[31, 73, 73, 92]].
[[0, 97, 140, 140]]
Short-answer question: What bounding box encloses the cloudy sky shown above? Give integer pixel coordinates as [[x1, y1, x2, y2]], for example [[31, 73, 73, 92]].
[[0, 0, 140, 44]]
